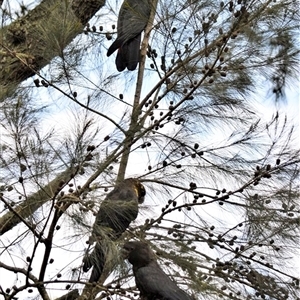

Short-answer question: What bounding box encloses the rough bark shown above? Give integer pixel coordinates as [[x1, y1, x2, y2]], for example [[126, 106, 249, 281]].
[[0, 0, 105, 102], [0, 167, 75, 235]]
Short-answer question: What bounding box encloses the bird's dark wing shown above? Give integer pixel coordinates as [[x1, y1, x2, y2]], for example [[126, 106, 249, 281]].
[[93, 178, 144, 236], [93, 198, 139, 237], [117, 0, 151, 43], [107, 0, 151, 56], [107, 0, 151, 71], [83, 179, 145, 282], [134, 261, 193, 300]]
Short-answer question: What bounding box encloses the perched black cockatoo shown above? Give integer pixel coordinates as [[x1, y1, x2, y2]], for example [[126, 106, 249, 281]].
[[83, 178, 146, 282], [107, 0, 152, 71], [123, 241, 194, 300]]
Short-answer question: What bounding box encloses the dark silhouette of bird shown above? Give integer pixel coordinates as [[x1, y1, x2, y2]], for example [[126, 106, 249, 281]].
[[107, 0, 152, 71], [83, 178, 145, 282], [123, 241, 193, 300]]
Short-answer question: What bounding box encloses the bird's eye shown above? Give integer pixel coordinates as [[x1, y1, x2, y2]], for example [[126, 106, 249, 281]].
[[124, 245, 133, 251]]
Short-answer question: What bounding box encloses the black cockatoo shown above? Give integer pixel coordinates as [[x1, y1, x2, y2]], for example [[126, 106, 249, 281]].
[[83, 178, 145, 282], [123, 241, 194, 300], [107, 0, 152, 71]]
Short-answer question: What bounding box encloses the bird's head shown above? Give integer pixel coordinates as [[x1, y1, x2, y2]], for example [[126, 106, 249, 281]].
[[122, 241, 154, 268], [125, 178, 146, 204]]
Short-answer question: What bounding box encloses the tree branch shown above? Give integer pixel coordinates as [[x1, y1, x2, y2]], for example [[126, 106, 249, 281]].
[[0, 167, 75, 235], [0, 0, 105, 102]]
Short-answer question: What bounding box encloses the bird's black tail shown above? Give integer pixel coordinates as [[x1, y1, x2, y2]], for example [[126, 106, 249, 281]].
[[116, 34, 141, 72], [82, 243, 106, 283]]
